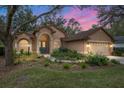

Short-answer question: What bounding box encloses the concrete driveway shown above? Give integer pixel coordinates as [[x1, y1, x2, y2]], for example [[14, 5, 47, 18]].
[[107, 56, 124, 64]]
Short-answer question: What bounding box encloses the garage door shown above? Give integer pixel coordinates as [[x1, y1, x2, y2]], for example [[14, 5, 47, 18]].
[[89, 42, 110, 55]]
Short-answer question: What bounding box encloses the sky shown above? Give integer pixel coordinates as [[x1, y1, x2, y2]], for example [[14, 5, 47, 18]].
[[31, 6, 99, 31], [0, 6, 99, 31], [62, 6, 98, 30]]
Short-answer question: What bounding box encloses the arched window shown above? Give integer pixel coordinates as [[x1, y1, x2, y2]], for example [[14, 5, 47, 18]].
[[18, 39, 30, 52]]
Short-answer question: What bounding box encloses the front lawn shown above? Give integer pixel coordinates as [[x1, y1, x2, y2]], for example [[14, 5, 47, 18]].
[[0, 59, 124, 88]]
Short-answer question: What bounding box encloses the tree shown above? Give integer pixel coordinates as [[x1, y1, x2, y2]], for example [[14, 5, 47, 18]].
[[40, 14, 82, 37], [97, 5, 124, 27], [97, 5, 124, 36], [13, 6, 37, 32], [92, 24, 99, 29], [66, 18, 81, 36], [106, 20, 124, 36], [0, 5, 61, 66]]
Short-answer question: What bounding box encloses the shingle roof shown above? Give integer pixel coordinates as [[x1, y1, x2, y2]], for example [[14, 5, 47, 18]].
[[63, 27, 114, 42], [114, 36, 124, 43]]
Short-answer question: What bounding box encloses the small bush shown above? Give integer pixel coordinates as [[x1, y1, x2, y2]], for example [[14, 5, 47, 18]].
[[110, 59, 120, 65], [44, 62, 49, 67], [80, 63, 87, 69], [44, 59, 51, 67], [87, 54, 110, 66], [20, 49, 24, 54], [51, 48, 85, 60], [63, 63, 71, 69], [14, 60, 22, 65]]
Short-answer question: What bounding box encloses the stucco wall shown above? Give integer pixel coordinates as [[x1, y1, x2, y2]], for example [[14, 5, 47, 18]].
[[36, 27, 65, 54], [14, 34, 34, 52], [63, 41, 84, 54], [63, 29, 113, 55], [52, 27, 65, 50], [89, 29, 112, 42]]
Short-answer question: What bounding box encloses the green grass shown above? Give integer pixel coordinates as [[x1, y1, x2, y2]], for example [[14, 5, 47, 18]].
[[0, 62, 124, 88]]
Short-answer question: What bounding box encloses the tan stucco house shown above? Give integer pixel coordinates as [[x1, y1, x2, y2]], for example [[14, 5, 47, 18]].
[[14, 26, 114, 56]]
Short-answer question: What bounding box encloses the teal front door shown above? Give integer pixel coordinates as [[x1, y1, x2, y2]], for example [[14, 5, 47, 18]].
[[39, 41, 49, 54]]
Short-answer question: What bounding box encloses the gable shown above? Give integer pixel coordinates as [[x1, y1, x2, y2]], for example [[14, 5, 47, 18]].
[[88, 29, 113, 42], [38, 26, 65, 39], [50, 26, 65, 39]]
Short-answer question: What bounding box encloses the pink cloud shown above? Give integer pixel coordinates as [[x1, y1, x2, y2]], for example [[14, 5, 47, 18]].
[[64, 7, 98, 31]]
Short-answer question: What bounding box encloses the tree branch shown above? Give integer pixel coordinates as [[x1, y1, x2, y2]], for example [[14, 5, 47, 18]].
[[0, 29, 6, 44], [6, 6, 19, 33], [13, 5, 60, 35], [118, 5, 124, 10]]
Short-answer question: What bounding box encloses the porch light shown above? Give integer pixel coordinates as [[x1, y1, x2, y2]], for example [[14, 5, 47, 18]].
[[86, 44, 91, 47], [110, 44, 113, 48]]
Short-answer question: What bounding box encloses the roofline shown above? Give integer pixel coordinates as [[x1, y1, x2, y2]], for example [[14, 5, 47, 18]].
[[63, 27, 114, 42], [33, 25, 67, 36], [100, 27, 115, 43], [86, 27, 115, 43]]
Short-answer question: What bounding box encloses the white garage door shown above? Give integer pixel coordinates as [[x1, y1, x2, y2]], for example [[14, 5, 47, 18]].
[[89, 42, 110, 55]]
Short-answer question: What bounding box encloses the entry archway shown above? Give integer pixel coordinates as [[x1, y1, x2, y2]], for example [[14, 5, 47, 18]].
[[39, 34, 50, 54], [18, 39, 30, 52]]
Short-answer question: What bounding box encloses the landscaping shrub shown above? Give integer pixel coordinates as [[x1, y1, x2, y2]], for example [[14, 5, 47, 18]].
[[110, 59, 120, 65], [44, 59, 51, 67], [20, 49, 24, 54], [15, 53, 38, 62], [63, 63, 71, 69], [19, 49, 32, 56], [51, 48, 85, 60], [14, 60, 22, 65], [86, 54, 110, 66], [80, 63, 87, 69], [44, 62, 49, 67]]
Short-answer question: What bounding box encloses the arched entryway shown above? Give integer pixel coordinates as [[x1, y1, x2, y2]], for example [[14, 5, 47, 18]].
[[18, 39, 31, 52], [39, 34, 50, 54]]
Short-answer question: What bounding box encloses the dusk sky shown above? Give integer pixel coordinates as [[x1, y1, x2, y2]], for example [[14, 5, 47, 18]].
[[32, 6, 98, 31], [0, 6, 99, 31]]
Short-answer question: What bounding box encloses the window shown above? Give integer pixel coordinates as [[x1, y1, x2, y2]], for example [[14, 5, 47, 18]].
[[42, 42, 46, 48], [18, 39, 30, 51]]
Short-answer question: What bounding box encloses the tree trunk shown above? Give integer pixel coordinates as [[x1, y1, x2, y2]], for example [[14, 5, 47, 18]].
[[4, 39, 14, 66]]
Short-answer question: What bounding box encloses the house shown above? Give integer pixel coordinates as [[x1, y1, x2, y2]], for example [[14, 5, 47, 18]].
[[114, 36, 124, 48], [14, 26, 114, 56]]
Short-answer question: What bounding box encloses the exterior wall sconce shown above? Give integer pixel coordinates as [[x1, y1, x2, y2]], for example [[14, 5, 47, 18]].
[[110, 44, 113, 48], [86, 43, 91, 48]]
